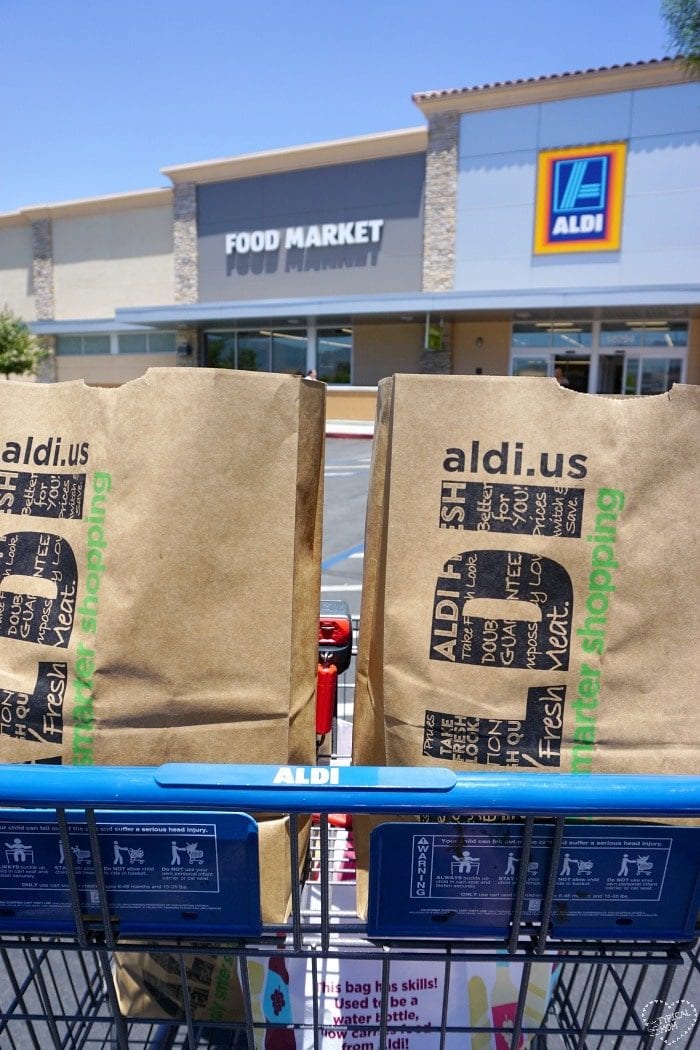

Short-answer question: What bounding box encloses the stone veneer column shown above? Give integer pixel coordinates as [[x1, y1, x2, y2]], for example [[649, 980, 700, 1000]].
[[174, 182, 198, 305], [175, 326, 199, 369], [31, 219, 57, 382], [420, 112, 459, 375], [173, 184, 199, 368], [421, 111, 459, 294], [35, 337, 57, 383], [419, 321, 453, 375], [31, 219, 54, 319]]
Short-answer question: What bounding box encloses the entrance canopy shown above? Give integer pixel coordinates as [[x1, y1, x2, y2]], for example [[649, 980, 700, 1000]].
[[108, 284, 700, 332]]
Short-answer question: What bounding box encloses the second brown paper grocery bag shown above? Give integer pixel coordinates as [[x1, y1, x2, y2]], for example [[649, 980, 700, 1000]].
[[353, 374, 699, 909]]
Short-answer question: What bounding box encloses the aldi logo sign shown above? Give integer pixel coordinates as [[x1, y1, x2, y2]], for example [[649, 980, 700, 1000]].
[[534, 142, 627, 254]]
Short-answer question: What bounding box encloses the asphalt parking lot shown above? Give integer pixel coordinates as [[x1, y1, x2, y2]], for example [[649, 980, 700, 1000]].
[[321, 438, 373, 620]]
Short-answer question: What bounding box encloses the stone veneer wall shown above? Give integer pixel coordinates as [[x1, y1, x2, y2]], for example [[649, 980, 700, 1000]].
[[31, 219, 57, 381], [31, 220, 54, 320], [421, 112, 459, 295], [175, 325, 199, 368], [35, 337, 57, 383], [174, 182, 198, 305], [419, 113, 459, 375], [418, 321, 453, 374]]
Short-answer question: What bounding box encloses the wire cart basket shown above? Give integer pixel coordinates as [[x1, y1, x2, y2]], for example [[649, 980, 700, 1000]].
[[0, 761, 698, 1050]]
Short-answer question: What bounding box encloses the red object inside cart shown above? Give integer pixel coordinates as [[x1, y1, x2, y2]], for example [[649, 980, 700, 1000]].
[[319, 616, 352, 646], [316, 662, 338, 735]]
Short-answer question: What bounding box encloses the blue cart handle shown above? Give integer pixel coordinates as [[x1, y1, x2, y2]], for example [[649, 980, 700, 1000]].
[[0, 764, 698, 817]]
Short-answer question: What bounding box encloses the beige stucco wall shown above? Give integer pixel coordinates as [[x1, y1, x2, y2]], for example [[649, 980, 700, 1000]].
[[353, 322, 423, 385], [55, 353, 177, 385], [0, 221, 36, 320], [52, 204, 174, 319], [451, 319, 511, 375], [326, 387, 377, 421]]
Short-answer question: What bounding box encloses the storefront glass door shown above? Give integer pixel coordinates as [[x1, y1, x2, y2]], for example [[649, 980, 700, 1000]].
[[511, 353, 590, 389], [511, 354, 549, 378], [598, 322, 687, 394], [622, 355, 684, 395], [512, 321, 688, 395], [511, 323, 591, 390]]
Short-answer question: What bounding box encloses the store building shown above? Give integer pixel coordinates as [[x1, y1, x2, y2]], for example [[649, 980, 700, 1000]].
[[1, 58, 698, 413]]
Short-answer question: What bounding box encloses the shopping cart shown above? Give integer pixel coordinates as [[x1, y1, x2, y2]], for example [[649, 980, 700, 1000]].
[[0, 763, 698, 1049]]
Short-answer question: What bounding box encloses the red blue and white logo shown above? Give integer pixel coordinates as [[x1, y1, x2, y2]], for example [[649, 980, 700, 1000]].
[[534, 142, 627, 254]]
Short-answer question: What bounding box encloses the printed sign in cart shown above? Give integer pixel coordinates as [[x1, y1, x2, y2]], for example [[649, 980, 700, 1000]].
[[369, 823, 700, 940], [0, 809, 260, 936]]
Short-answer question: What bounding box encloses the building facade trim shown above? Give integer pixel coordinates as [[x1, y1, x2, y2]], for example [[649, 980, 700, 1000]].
[[3, 188, 173, 224], [162, 128, 427, 185], [413, 58, 688, 115]]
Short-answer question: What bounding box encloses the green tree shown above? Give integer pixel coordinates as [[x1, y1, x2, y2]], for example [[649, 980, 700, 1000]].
[[0, 305, 48, 380], [662, 0, 700, 75]]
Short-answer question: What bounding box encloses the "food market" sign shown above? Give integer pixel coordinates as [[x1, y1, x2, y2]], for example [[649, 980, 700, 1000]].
[[225, 218, 384, 256]]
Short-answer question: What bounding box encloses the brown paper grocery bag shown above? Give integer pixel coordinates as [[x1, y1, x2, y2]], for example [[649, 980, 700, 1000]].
[[0, 368, 324, 1016], [354, 375, 699, 908]]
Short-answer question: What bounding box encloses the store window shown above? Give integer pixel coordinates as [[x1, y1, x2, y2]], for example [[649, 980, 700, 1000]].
[[237, 333, 269, 371], [203, 327, 352, 378], [271, 331, 306, 375], [57, 333, 177, 355], [317, 328, 352, 383], [204, 333, 236, 369], [600, 323, 644, 350], [119, 332, 176, 354], [511, 327, 550, 349], [601, 322, 688, 350], [204, 331, 270, 371], [56, 335, 111, 355], [511, 323, 592, 351], [642, 324, 687, 349], [204, 330, 311, 375]]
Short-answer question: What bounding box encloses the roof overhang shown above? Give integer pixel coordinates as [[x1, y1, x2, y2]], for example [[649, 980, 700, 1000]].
[[109, 286, 700, 330], [30, 288, 698, 338], [162, 128, 427, 186], [4, 189, 172, 225], [412, 58, 689, 117]]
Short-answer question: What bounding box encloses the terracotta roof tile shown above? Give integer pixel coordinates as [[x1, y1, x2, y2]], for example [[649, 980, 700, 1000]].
[[412, 57, 676, 102]]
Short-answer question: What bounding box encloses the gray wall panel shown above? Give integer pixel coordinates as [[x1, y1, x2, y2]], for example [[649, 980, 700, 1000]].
[[457, 152, 536, 208], [197, 154, 424, 301], [537, 91, 632, 148], [458, 104, 540, 157], [626, 133, 700, 193], [630, 83, 700, 136], [454, 82, 700, 292]]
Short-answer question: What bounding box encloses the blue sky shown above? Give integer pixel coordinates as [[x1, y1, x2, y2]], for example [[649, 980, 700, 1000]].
[[0, 0, 674, 214]]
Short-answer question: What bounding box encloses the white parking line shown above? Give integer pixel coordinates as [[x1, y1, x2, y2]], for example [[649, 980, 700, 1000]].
[[325, 463, 371, 470], [348, 551, 364, 558], [321, 584, 363, 592]]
